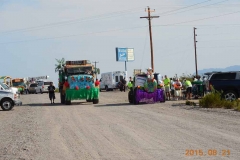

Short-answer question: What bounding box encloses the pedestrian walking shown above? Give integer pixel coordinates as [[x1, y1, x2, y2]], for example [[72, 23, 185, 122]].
[[48, 82, 55, 104]]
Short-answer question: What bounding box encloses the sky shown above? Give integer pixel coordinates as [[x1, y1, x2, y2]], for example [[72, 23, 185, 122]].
[[1, 0, 240, 85]]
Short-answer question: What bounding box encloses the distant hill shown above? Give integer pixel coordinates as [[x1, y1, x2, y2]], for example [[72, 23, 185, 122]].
[[196, 65, 240, 75]]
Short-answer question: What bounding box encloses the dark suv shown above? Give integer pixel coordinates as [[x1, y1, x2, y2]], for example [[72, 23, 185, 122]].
[[206, 71, 240, 101]]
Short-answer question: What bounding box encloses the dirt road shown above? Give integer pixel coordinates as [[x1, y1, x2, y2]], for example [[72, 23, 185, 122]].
[[0, 91, 240, 160]]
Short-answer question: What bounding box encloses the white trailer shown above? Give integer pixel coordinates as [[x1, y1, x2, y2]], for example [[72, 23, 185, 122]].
[[100, 71, 126, 91]]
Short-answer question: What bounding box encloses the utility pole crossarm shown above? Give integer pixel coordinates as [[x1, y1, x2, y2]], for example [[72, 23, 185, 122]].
[[140, 16, 160, 19]]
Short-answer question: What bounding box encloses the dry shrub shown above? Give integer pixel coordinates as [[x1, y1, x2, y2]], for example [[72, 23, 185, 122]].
[[199, 90, 238, 109], [186, 100, 196, 106], [234, 100, 240, 111], [199, 91, 222, 108]]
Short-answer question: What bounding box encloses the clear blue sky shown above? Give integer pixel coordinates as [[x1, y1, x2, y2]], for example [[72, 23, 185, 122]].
[[1, 0, 240, 85]]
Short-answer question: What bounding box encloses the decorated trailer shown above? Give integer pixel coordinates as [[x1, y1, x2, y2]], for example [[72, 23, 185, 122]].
[[128, 68, 165, 104], [59, 60, 99, 105]]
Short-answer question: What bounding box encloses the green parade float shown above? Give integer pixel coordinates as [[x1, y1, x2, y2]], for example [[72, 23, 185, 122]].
[[58, 60, 99, 105]]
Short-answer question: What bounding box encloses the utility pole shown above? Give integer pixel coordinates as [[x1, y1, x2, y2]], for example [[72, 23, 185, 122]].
[[140, 6, 159, 72], [92, 61, 99, 80], [194, 27, 198, 77]]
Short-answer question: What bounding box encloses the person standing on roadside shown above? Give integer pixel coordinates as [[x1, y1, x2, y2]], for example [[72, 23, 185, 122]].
[[127, 77, 133, 91], [174, 78, 182, 101], [170, 78, 175, 100], [95, 79, 100, 88], [164, 75, 171, 100], [25, 81, 30, 94], [120, 77, 126, 92], [48, 82, 55, 104], [184, 79, 192, 100]]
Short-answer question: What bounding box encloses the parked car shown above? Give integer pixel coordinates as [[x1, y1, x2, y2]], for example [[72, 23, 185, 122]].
[[206, 71, 240, 101], [0, 88, 22, 111], [36, 80, 53, 93], [28, 83, 41, 94]]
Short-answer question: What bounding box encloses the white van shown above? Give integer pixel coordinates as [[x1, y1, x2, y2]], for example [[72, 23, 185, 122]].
[[36, 79, 54, 93], [100, 71, 126, 91]]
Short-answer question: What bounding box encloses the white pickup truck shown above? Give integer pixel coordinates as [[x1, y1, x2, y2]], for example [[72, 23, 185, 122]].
[[0, 82, 22, 111]]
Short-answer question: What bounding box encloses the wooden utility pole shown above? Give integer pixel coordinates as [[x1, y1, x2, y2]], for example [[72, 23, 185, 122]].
[[194, 27, 198, 77], [92, 61, 99, 80], [140, 7, 159, 72]]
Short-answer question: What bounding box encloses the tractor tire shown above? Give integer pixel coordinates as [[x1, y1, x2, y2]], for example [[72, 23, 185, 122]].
[[93, 99, 99, 104]]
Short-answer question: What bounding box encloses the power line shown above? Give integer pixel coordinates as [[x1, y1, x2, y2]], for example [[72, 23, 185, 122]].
[[0, 1, 224, 36], [152, 10, 240, 27], [198, 46, 240, 48], [0, 7, 143, 35], [0, 25, 148, 44], [199, 38, 240, 42], [159, 0, 229, 17], [1, 9, 240, 45], [149, 24, 240, 27], [198, 32, 240, 36], [155, 0, 212, 16]]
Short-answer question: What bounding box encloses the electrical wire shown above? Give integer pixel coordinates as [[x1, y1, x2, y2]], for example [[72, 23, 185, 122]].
[[152, 10, 240, 27], [199, 38, 240, 42], [198, 46, 240, 48], [0, 25, 148, 45], [155, 0, 212, 16], [0, 7, 144, 35], [0, 0, 225, 36], [1, 3, 240, 44], [159, 0, 229, 17]]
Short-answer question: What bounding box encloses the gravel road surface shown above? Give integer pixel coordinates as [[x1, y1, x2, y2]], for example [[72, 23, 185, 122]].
[[0, 91, 240, 160]]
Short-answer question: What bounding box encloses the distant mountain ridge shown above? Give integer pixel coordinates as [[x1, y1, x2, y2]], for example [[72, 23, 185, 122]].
[[197, 65, 240, 75]]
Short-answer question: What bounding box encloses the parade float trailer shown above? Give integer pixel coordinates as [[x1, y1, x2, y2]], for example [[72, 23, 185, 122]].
[[128, 73, 165, 104], [59, 60, 99, 105]]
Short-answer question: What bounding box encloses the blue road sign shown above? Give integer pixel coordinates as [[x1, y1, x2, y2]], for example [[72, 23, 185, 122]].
[[116, 48, 127, 61]]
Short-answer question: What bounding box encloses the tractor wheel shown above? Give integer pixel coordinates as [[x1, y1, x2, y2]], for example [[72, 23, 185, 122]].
[[93, 99, 99, 104]]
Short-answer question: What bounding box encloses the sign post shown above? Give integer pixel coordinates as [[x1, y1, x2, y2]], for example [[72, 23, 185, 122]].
[[116, 47, 134, 82]]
